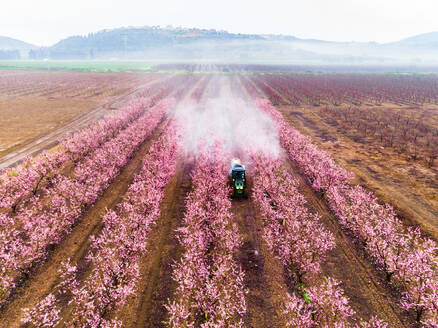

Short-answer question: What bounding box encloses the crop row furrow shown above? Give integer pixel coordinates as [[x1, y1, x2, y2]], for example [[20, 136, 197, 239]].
[[22, 120, 182, 327], [257, 99, 437, 327], [0, 98, 152, 213], [0, 99, 171, 306], [251, 153, 387, 328], [166, 145, 247, 327]]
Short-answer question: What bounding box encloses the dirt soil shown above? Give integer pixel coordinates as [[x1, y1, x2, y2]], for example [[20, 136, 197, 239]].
[[231, 174, 279, 328], [285, 158, 414, 327], [114, 75, 218, 327], [116, 158, 193, 328], [0, 72, 169, 169], [0, 73, 429, 327], [279, 105, 438, 241], [236, 74, 416, 327], [0, 117, 167, 328], [0, 72, 209, 327], [231, 155, 412, 327]]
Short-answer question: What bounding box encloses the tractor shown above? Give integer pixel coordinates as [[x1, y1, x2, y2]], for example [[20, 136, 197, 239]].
[[229, 158, 246, 197]]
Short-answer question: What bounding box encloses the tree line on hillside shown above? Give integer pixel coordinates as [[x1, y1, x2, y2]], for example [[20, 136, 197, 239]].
[[23, 27, 262, 60]]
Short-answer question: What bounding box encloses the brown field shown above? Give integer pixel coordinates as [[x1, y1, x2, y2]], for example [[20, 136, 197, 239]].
[[0, 70, 167, 168], [0, 70, 436, 327], [239, 74, 438, 242], [277, 104, 438, 240]]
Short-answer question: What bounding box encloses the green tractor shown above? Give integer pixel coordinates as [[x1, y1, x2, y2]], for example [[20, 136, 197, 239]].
[[229, 158, 246, 197]]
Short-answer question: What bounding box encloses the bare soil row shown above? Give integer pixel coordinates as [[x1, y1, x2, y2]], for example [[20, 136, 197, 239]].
[[0, 74, 422, 327]]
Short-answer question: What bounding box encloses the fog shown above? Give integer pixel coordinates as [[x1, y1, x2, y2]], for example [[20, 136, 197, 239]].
[[172, 97, 280, 159], [61, 38, 438, 65], [164, 39, 438, 65]]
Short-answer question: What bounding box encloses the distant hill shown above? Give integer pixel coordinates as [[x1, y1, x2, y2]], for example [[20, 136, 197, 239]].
[[32, 27, 267, 60], [0, 36, 36, 50], [27, 27, 387, 64], [0, 36, 37, 58], [390, 32, 438, 48], [378, 32, 438, 63], [6, 27, 438, 65]]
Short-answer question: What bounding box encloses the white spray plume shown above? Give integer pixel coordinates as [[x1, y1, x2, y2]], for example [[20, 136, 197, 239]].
[[172, 97, 280, 160]]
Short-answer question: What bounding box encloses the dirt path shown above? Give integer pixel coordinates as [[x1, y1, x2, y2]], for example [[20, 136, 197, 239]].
[[284, 159, 415, 327], [117, 158, 193, 328], [0, 119, 167, 328], [231, 175, 279, 328], [118, 75, 217, 327], [1, 73, 419, 326], [0, 75, 170, 169], [0, 75, 204, 327], [235, 78, 414, 326], [280, 105, 438, 241]]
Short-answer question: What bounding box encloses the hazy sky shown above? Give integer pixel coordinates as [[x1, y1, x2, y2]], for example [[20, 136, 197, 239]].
[[2, 0, 438, 46]]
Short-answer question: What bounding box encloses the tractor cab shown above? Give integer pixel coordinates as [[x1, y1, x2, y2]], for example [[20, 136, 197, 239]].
[[229, 158, 246, 197]]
